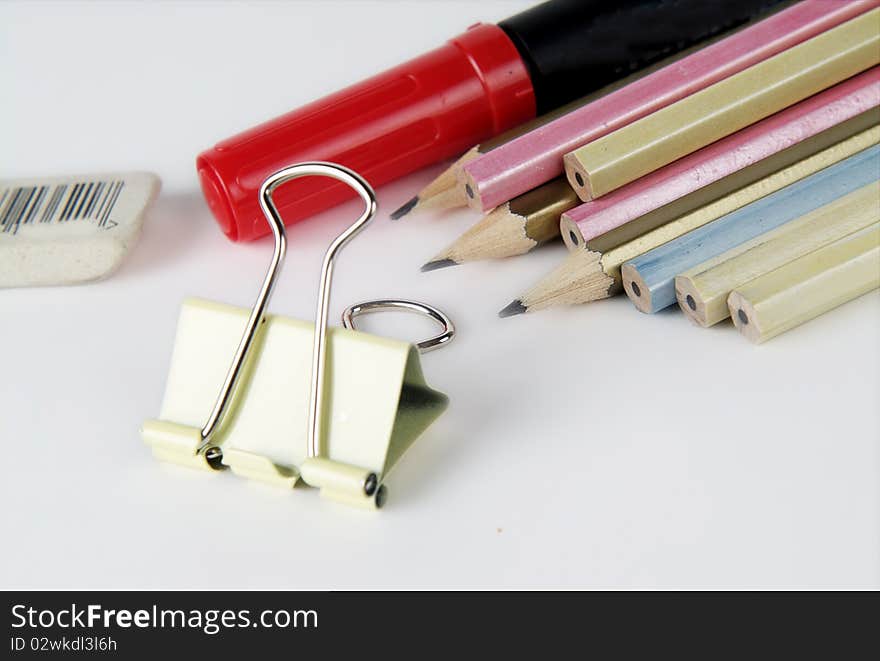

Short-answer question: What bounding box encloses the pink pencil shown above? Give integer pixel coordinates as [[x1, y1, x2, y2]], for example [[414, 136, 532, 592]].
[[558, 68, 880, 250], [460, 0, 879, 213]]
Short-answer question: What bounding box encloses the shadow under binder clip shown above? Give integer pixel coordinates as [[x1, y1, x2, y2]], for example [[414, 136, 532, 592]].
[[142, 163, 453, 509]]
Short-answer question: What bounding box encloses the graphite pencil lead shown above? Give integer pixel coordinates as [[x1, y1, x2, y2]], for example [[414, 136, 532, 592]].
[[498, 299, 527, 318], [390, 196, 419, 220], [421, 258, 458, 273]]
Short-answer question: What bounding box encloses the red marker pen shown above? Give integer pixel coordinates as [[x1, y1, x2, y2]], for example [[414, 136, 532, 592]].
[[197, 0, 785, 241]]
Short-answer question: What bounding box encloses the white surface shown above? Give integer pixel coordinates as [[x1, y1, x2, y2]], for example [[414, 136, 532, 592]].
[[1, 0, 878, 589]]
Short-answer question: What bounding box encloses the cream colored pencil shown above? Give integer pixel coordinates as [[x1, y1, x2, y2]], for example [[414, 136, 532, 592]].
[[676, 182, 880, 327], [728, 223, 880, 343], [501, 125, 880, 316], [564, 8, 880, 200]]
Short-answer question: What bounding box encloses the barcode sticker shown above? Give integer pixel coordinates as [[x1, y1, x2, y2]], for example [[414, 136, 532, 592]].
[[0, 179, 126, 235], [0, 171, 160, 288]]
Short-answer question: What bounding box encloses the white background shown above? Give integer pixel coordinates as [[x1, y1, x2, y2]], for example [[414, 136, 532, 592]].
[[1, 1, 878, 589]]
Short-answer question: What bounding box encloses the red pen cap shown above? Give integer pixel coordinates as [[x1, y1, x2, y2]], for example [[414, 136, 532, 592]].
[[197, 23, 535, 241]]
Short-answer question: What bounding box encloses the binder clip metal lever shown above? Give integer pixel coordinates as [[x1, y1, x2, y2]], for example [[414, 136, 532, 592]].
[[143, 163, 453, 509]]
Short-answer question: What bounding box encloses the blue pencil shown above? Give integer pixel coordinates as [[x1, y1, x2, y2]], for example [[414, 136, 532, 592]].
[[620, 143, 880, 313]]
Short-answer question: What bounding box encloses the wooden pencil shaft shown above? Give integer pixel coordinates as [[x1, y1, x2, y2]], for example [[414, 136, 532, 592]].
[[501, 0, 791, 115], [620, 143, 880, 314], [676, 183, 880, 327], [422, 149, 478, 198], [479, 27, 748, 154], [420, 79, 631, 211], [445, 43, 693, 212], [514, 126, 880, 312], [454, 45, 696, 188], [595, 127, 880, 281], [585, 110, 878, 255], [461, 1, 878, 213], [410, 78, 626, 214], [566, 9, 880, 200], [517, 247, 615, 312], [427, 178, 578, 265], [560, 71, 880, 251], [510, 178, 580, 243], [728, 224, 880, 343], [481, 92, 606, 153]]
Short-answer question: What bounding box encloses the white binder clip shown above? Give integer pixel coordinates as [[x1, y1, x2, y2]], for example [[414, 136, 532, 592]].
[[142, 163, 453, 509]]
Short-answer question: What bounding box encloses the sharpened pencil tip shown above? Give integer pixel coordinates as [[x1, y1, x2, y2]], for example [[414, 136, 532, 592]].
[[390, 196, 419, 220], [498, 299, 527, 318], [420, 258, 457, 272]]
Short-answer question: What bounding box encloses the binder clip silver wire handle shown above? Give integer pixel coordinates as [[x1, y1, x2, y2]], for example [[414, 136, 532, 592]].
[[195, 162, 454, 505], [342, 299, 454, 353]]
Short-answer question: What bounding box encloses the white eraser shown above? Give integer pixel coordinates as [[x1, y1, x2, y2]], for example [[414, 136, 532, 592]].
[[0, 171, 161, 288]]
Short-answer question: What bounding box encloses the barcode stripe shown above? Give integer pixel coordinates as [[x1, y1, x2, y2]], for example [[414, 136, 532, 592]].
[[83, 181, 104, 219], [12, 187, 34, 233], [4, 187, 28, 234], [2, 188, 22, 233], [58, 184, 79, 222], [23, 186, 48, 226], [73, 181, 94, 219], [0, 178, 126, 234], [72, 183, 89, 220], [1, 188, 22, 231], [101, 181, 124, 226], [34, 186, 56, 221], [20, 187, 39, 232], [66, 183, 86, 221], [10, 188, 36, 234], [49, 185, 67, 222], [93, 181, 113, 221], [69, 183, 86, 220], [99, 181, 117, 225], [61, 183, 80, 222], [1, 188, 24, 230], [41, 185, 64, 223]]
